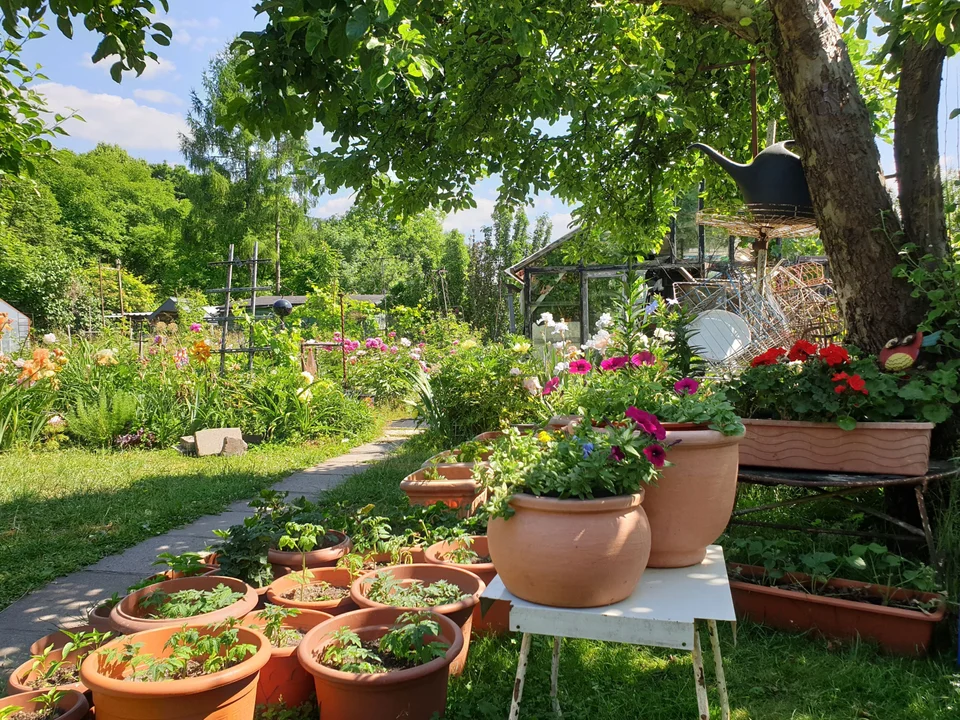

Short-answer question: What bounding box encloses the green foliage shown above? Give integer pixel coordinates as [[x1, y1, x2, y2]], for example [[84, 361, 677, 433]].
[[152, 552, 209, 576], [26, 629, 112, 689], [363, 571, 468, 608], [254, 604, 303, 649], [255, 700, 318, 720], [65, 388, 137, 447], [321, 612, 449, 674], [212, 516, 276, 590], [138, 583, 244, 620]]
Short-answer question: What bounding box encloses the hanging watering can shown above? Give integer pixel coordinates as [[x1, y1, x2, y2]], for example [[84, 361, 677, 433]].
[[690, 140, 813, 218]]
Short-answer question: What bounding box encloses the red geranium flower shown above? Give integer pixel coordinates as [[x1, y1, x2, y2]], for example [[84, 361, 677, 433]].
[[751, 347, 787, 367], [819, 344, 850, 367], [787, 339, 818, 362], [847, 374, 868, 395]]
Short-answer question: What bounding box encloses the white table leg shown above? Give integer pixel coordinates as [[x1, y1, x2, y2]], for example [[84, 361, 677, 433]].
[[508, 633, 533, 720], [706, 620, 730, 720], [692, 628, 710, 720], [550, 636, 562, 718]]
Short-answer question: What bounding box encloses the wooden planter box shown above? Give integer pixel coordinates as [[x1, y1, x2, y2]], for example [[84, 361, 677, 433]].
[[728, 563, 945, 656], [739, 419, 933, 475]]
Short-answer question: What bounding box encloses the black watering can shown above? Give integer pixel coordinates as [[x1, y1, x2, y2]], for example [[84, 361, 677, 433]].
[[690, 140, 813, 218]]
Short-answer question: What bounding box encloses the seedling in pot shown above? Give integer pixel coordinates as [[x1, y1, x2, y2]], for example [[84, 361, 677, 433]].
[[319, 612, 449, 674], [23, 630, 112, 690], [253, 604, 303, 648], [0, 690, 66, 720], [278, 522, 323, 603], [138, 583, 244, 619], [153, 551, 210, 576], [364, 571, 468, 608]]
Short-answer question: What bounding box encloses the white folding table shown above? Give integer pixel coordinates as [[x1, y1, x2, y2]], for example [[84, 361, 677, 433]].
[[480, 545, 736, 719]]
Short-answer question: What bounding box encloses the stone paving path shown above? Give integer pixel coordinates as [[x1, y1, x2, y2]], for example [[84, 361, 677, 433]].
[[0, 419, 417, 677]]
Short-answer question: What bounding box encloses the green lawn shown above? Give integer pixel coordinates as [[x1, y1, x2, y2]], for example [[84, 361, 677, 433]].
[[320, 444, 960, 720], [0, 436, 372, 610]]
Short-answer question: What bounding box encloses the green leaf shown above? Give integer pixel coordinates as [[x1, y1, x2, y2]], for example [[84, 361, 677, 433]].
[[836, 415, 857, 431], [950, 108, 960, 120], [56, 15, 73, 39], [306, 21, 327, 55], [739, 17, 753, 27], [376, 71, 396, 90], [152, 33, 170, 47], [921, 403, 951, 424], [346, 7, 370, 42], [383, 0, 397, 16]]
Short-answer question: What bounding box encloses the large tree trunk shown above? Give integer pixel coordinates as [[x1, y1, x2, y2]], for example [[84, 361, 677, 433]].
[[765, 0, 927, 352], [895, 37, 949, 261]]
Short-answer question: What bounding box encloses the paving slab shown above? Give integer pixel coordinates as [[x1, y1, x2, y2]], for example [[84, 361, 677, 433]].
[[86, 535, 213, 575], [163, 511, 252, 538]]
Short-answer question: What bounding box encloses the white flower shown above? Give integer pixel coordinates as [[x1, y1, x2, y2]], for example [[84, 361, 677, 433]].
[[296, 387, 313, 403], [14, 359, 25, 368], [666, 297, 680, 306], [42, 333, 57, 344], [509, 367, 521, 376], [522, 376, 542, 395], [636, 333, 651, 347], [512, 342, 531, 353], [410, 350, 421, 360], [400, 337, 412, 347], [583, 329, 611, 351], [538, 312, 555, 327], [47, 415, 65, 427], [554, 361, 569, 374], [356, 349, 367, 356], [596, 313, 613, 330], [552, 320, 569, 336], [553, 341, 565, 350], [654, 327, 675, 342], [300, 371, 315, 385]]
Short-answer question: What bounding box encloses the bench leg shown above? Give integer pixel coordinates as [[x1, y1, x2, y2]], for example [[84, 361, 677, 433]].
[[550, 636, 562, 718], [707, 620, 730, 720], [693, 628, 710, 719], [508, 633, 533, 720]]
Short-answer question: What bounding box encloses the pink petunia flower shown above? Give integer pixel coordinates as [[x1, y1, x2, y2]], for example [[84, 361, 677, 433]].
[[418, 342, 426, 349], [568, 359, 592, 375], [625, 406, 666, 441], [674, 378, 700, 395], [609, 446, 625, 462], [631, 351, 656, 366], [643, 444, 667, 468], [600, 356, 629, 371], [542, 376, 560, 396], [190, 323, 202, 332], [389, 345, 399, 354], [388, 331, 396, 338]]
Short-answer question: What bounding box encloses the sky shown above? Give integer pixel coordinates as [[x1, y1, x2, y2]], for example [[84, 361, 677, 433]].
[[19, 1, 960, 238]]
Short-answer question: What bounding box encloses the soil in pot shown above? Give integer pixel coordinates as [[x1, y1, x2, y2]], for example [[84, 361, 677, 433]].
[[244, 606, 332, 707], [266, 568, 358, 615], [643, 428, 741, 568], [350, 564, 484, 676], [0, 690, 89, 720], [297, 607, 463, 720], [8, 628, 112, 696], [487, 492, 651, 608], [267, 530, 352, 571], [109, 576, 258, 635], [424, 536, 509, 634], [80, 623, 271, 720]]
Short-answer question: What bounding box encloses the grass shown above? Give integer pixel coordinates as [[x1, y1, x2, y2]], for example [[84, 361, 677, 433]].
[[318, 444, 960, 720], [0, 428, 378, 611]]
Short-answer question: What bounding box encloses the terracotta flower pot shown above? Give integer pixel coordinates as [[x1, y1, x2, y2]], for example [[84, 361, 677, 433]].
[[296, 607, 463, 720], [7, 647, 89, 696], [399, 468, 483, 517], [473, 425, 537, 442], [487, 492, 651, 608], [267, 530, 352, 571], [424, 536, 509, 634], [728, 563, 947, 656], [28, 624, 95, 656], [0, 689, 89, 720], [243, 608, 332, 707], [350, 564, 484, 676], [370, 547, 426, 565], [643, 428, 742, 568], [88, 602, 117, 633], [80, 624, 271, 720], [266, 568, 358, 615], [738, 419, 934, 475], [109, 576, 258, 635]]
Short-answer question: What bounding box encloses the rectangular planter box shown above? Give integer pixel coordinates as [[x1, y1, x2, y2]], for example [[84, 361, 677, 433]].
[[739, 419, 933, 475], [728, 563, 945, 656]]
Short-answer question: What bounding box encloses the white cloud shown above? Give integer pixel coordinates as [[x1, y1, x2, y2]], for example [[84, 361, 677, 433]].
[[549, 212, 575, 237], [80, 53, 177, 80], [314, 195, 356, 218], [165, 17, 221, 51], [442, 197, 497, 235], [133, 89, 184, 107], [169, 17, 220, 30], [36, 83, 188, 151]]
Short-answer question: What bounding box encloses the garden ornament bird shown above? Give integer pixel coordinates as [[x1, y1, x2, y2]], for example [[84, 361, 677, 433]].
[[878, 331, 941, 372]]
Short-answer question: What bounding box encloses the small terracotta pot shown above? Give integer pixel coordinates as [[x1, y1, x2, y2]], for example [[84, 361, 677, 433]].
[[369, 547, 426, 565], [424, 536, 508, 634], [243, 608, 332, 707], [267, 530, 352, 571], [266, 568, 358, 615], [728, 563, 947, 656], [738, 419, 933, 475], [7, 646, 89, 696], [644, 428, 742, 568], [420, 450, 492, 478], [109, 576, 258, 635], [297, 607, 463, 720], [399, 468, 483, 517], [473, 425, 537, 442], [88, 602, 117, 633], [350, 564, 484, 675], [487, 492, 651, 608], [28, 624, 95, 656], [0, 689, 89, 720], [80, 624, 271, 720]]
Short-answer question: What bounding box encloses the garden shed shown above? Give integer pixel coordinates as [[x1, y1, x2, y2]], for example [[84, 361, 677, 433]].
[[0, 298, 29, 355]]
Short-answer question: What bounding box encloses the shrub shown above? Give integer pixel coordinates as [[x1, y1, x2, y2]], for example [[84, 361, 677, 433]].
[[66, 388, 138, 447]]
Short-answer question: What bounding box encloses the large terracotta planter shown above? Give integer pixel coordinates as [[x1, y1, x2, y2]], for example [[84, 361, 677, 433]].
[[244, 608, 332, 707], [266, 568, 358, 615], [88, 602, 117, 633], [297, 608, 463, 720], [7, 647, 89, 696], [0, 689, 89, 720], [487, 492, 651, 608], [728, 563, 946, 656], [350, 564, 484, 676], [80, 624, 271, 720], [424, 535, 509, 634], [110, 576, 258, 635], [739, 419, 933, 475], [267, 530, 352, 571], [644, 428, 742, 568], [399, 468, 483, 517]]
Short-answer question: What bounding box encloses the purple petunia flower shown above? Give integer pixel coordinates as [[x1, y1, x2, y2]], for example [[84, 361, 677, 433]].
[[643, 444, 667, 468], [631, 351, 656, 367], [674, 378, 700, 395], [542, 376, 560, 396], [569, 359, 592, 375], [600, 355, 629, 371], [624, 406, 666, 441], [609, 445, 625, 462]]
